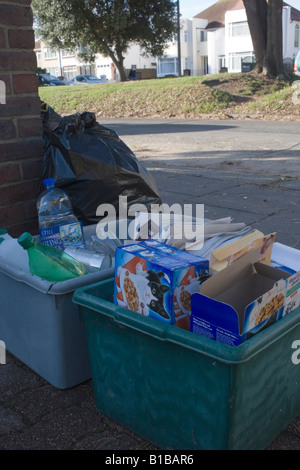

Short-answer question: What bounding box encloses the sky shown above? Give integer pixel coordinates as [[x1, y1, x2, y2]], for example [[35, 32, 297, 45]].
[[179, 0, 300, 19]]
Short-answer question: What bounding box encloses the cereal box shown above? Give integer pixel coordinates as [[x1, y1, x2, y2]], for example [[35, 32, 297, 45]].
[[114, 240, 209, 330], [191, 247, 300, 346]]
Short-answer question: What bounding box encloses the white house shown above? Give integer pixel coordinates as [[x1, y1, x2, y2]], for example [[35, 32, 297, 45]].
[[94, 43, 157, 81], [35, 0, 300, 80], [158, 0, 300, 76], [224, 7, 255, 74], [191, 0, 300, 75], [156, 17, 208, 77]]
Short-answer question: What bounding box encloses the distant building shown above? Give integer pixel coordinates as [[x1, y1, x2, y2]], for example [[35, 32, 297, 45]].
[[158, 0, 300, 76], [35, 0, 300, 80], [35, 39, 157, 81]]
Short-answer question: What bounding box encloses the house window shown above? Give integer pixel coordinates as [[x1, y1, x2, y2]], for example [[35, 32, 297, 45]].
[[295, 25, 299, 48], [230, 55, 241, 70], [157, 57, 178, 77], [63, 66, 77, 79], [229, 52, 254, 72], [218, 56, 226, 69], [44, 48, 57, 59], [46, 68, 59, 76], [229, 22, 250, 37], [61, 49, 75, 57], [200, 30, 207, 42], [184, 30, 188, 42]]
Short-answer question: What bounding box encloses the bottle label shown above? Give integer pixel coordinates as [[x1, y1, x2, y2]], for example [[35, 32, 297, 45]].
[[40, 221, 85, 250]]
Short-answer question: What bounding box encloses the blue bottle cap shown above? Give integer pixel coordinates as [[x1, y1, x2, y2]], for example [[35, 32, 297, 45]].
[[43, 178, 55, 188]]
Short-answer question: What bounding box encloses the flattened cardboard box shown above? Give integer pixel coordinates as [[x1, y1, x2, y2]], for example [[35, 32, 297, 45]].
[[114, 240, 209, 330], [191, 248, 300, 346], [209, 231, 275, 274]]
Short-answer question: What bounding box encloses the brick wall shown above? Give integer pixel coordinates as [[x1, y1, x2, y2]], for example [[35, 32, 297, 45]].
[[0, 0, 44, 237]]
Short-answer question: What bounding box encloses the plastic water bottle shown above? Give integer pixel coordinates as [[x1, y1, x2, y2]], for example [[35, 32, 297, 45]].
[[0, 231, 30, 272], [18, 232, 87, 282], [64, 246, 112, 272], [37, 178, 84, 250]]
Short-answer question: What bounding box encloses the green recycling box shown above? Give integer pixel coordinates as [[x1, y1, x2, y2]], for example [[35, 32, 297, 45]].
[[73, 277, 300, 450]]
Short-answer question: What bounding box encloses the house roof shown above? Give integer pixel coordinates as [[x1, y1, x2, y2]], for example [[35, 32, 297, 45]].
[[193, 0, 245, 29], [194, 0, 300, 30], [288, 4, 300, 22]]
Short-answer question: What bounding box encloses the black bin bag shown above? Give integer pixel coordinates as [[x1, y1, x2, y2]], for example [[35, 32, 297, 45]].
[[39, 104, 161, 225]]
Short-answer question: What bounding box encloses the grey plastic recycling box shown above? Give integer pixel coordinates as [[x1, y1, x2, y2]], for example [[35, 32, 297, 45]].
[[0, 257, 114, 389]]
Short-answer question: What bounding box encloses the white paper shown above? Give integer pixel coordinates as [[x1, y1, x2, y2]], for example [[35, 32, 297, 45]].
[[271, 242, 300, 272]]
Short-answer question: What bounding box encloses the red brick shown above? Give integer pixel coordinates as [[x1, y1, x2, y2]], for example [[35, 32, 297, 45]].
[[8, 29, 35, 49], [25, 199, 39, 220], [0, 51, 37, 72], [0, 202, 27, 226], [21, 158, 42, 179], [16, 198, 40, 234], [0, 5, 33, 27], [0, 75, 12, 95], [0, 118, 17, 139], [17, 117, 43, 137], [0, 27, 6, 49], [13, 73, 38, 94], [0, 96, 41, 117], [0, 138, 44, 161], [8, 218, 39, 238], [0, 179, 39, 206], [0, 162, 21, 184]]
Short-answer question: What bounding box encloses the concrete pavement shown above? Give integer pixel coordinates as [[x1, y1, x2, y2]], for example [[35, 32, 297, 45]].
[[1, 117, 300, 451], [106, 117, 300, 248]]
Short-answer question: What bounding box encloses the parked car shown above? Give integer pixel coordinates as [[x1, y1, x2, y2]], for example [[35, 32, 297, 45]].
[[38, 74, 66, 86], [294, 50, 300, 76], [66, 74, 107, 85]]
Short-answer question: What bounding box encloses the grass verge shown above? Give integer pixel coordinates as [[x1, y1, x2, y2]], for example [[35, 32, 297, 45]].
[[38, 72, 300, 120]]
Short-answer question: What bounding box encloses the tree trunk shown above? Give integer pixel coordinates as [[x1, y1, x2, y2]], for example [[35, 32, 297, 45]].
[[266, 0, 284, 77], [243, 0, 284, 77], [117, 65, 128, 81], [104, 49, 127, 81], [112, 57, 127, 81], [243, 0, 268, 73]]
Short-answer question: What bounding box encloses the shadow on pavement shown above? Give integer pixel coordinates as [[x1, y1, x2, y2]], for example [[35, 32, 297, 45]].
[[101, 121, 237, 136]]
